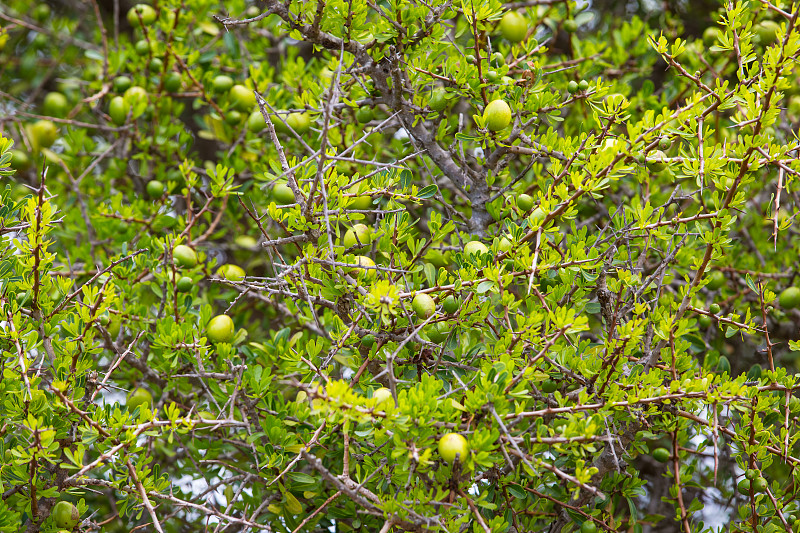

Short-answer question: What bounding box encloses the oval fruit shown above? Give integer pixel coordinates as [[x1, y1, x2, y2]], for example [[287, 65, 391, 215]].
[[372, 387, 392, 404], [128, 388, 153, 410], [273, 183, 295, 204], [123, 86, 148, 107], [146, 180, 164, 198], [113, 76, 132, 93], [247, 110, 266, 132], [427, 323, 446, 343], [361, 334, 376, 348], [541, 379, 558, 393], [652, 447, 670, 463], [218, 264, 245, 282], [127, 4, 157, 26], [412, 292, 435, 320], [173, 244, 198, 268], [580, 522, 597, 533], [149, 57, 163, 73], [109, 96, 130, 126], [567, 80, 579, 94], [355, 106, 373, 124], [517, 193, 534, 212], [698, 314, 712, 329], [429, 87, 448, 112], [31, 120, 58, 149], [43, 92, 68, 118], [442, 295, 459, 314], [51, 501, 79, 529], [756, 20, 780, 45], [779, 287, 800, 309], [709, 303, 721, 314], [563, 19, 578, 33], [745, 468, 758, 480], [176, 276, 193, 293], [207, 314, 235, 343], [343, 224, 373, 250], [483, 99, 512, 132], [737, 478, 751, 495], [464, 240, 489, 258], [706, 271, 726, 291], [286, 112, 312, 134], [212, 75, 234, 94], [438, 433, 469, 463], [225, 110, 243, 125], [164, 72, 182, 92], [350, 194, 372, 210], [499, 11, 527, 43], [647, 150, 668, 172], [578, 79, 589, 91], [753, 476, 768, 493], [353, 256, 376, 280], [10, 150, 31, 171], [229, 84, 256, 112]]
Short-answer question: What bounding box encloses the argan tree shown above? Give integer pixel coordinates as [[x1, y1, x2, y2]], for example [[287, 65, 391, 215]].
[[1, 0, 800, 532]]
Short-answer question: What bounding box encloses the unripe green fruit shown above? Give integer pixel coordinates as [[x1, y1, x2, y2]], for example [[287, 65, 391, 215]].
[[486, 70, 499, 83], [361, 334, 376, 348], [709, 303, 721, 314], [706, 271, 726, 291], [753, 476, 768, 493], [273, 183, 295, 204], [465, 54, 476, 64], [286, 112, 312, 134], [745, 469, 758, 481], [652, 447, 670, 463], [51, 501, 79, 529], [659, 137, 672, 151], [567, 80, 579, 94], [563, 19, 578, 33], [427, 323, 446, 343], [148, 57, 163, 73], [438, 433, 469, 463], [113, 76, 132, 93], [372, 387, 392, 404], [442, 295, 459, 314], [698, 314, 712, 329], [779, 287, 800, 309], [33, 3, 51, 22], [580, 521, 597, 533], [353, 256, 376, 280], [350, 194, 372, 210], [355, 106, 373, 124], [738, 478, 751, 495], [173, 244, 198, 268], [31, 120, 58, 149], [429, 88, 448, 112], [541, 379, 558, 393], [176, 276, 193, 293], [756, 20, 780, 45], [109, 96, 130, 126], [146, 180, 164, 198], [343, 224, 373, 250], [225, 110, 243, 125], [218, 264, 245, 282], [43, 92, 68, 118], [499, 11, 527, 43], [127, 4, 157, 25], [128, 388, 153, 410], [578, 79, 589, 91], [498, 237, 512, 252], [517, 193, 534, 212], [412, 292, 435, 320], [491, 52, 505, 66], [464, 240, 488, 258], [212, 75, 234, 94], [123, 86, 148, 107], [647, 150, 668, 172], [164, 72, 182, 93], [134, 39, 151, 56], [207, 314, 235, 343], [229, 84, 256, 112], [247, 110, 266, 132], [483, 99, 512, 132]]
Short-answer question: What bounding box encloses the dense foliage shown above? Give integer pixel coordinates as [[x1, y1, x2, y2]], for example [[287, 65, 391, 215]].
[[1, 0, 800, 531]]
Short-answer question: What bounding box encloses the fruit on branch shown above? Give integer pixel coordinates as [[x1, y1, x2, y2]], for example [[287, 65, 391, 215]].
[[353, 256, 376, 280], [709, 303, 721, 314], [286, 112, 312, 135], [127, 388, 153, 410], [173, 244, 198, 268], [212, 75, 234, 94], [109, 96, 130, 126], [442, 295, 459, 314], [706, 271, 726, 291], [652, 447, 670, 463], [372, 387, 392, 404], [43, 92, 68, 118], [248, 110, 266, 132], [755, 20, 780, 45], [778, 287, 800, 309], [30, 120, 58, 149], [225, 110, 243, 125], [517, 193, 534, 212], [127, 4, 157, 26], [563, 19, 578, 33], [9, 150, 31, 171], [540, 379, 558, 393], [176, 276, 193, 293], [164, 72, 182, 92], [343, 224, 373, 250], [646, 150, 668, 173], [578, 79, 589, 91], [499, 11, 527, 43], [123, 86, 148, 107], [580, 521, 597, 533], [483, 99, 512, 132], [273, 183, 296, 204], [361, 334, 376, 348], [412, 292, 435, 320], [568, 80, 579, 94], [464, 240, 489, 258], [146, 180, 164, 198], [355, 106, 373, 124], [51, 501, 79, 529], [753, 476, 768, 493], [229, 84, 256, 112], [737, 478, 751, 495], [218, 264, 245, 282], [207, 314, 235, 343], [429, 87, 448, 112], [438, 433, 469, 463]]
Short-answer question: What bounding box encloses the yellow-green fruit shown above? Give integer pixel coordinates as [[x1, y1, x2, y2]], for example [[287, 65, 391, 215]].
[[464, 240, 488, 258], [127, 388, 153, 410], [756, 20, 780, 45], [412, 292, 435, 319], [9, 150, 31, 171], [499, 11, 527, 42], [51, 501, 79, 529], [229, 84, 256, 112], [30, 120, 58, 149], [483, 99, 512, 132], [652, 447, 670, 463], [107, 315, 121, 338], [647, 150, 668, 173], [355, 107, 373, 124], [176, 276, 193, 293], [350, 194, 372, 210], [212, 75, 234, 94], [109, 96, 130, 126], [247, 110, 266, 132], [164, 72, 182, 93], [563, 19, 578, 33], [43, 92, 68, 118], [218, 264, 245, 282], [173, 244, 198, 268], [779, 287, 800, 309], [438, 433, 469, 463], [498, 237, 512, 252], [442, 295, 459, 314], [343, 224, 373, 250], [273, 183, 295, 204], [429, 87, 448, 112], [207, 314, 235, 343], [372, 387, 392, 404], [517, 193, 534, 212], [127, 3, 157, 25], [424, 249, 450, 268], [353, 256, 376, 280], [706, 271, 726, 291], [286, 112, 312, 134], [146, 180, 164, 198], [123, 86, 148, 107], [32, 3, 50, 22]]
